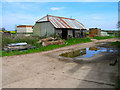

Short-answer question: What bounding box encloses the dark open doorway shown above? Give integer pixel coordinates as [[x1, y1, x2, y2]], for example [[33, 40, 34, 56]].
[[62, 29, 68, 39], [81, 29, 87, 38], [73, 30, 75, 38]]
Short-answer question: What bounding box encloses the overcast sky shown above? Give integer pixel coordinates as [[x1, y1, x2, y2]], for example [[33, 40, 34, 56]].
[[1, 1, 119, 31]]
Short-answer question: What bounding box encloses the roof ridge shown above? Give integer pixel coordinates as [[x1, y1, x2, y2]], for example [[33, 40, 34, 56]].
[[48, 15, 75, 20]]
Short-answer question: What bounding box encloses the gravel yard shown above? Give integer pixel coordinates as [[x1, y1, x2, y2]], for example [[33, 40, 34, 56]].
[[2, 38, 120, 88]]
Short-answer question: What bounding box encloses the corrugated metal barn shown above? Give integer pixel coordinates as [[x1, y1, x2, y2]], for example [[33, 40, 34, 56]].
[[33, 15, 87, 39]]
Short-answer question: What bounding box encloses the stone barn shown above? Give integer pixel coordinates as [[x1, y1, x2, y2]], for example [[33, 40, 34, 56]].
[[33, 15, 87, 39]]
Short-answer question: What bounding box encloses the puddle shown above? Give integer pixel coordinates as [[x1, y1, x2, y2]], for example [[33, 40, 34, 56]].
[[60, 46, 118, 59]]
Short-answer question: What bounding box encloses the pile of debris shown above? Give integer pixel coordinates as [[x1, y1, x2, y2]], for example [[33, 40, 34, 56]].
[[3, 42, 36, 52], [37, 37, 65, 46]]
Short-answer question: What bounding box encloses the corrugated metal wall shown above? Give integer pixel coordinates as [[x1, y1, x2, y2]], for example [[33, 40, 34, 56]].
[[17, 27, 26, 33], [33, 22, 55, 36], [33, 23, 40, 36], [40, 22, 55, 36]]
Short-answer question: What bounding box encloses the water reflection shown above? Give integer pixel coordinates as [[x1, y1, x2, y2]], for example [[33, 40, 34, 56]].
[[60, 49, 86, 58], [60, 46, 117, 58], [89, 47, 98, 51]]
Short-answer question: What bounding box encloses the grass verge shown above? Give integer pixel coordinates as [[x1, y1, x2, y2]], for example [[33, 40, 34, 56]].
[[93, 36, 117, 40], [111, 41, 120, 48], [115, 78, 120, 90], [111, 41, 120, 89], [1, 38, 92, 57]]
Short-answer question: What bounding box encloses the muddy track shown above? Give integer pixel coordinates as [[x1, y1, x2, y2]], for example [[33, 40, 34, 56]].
[[2, 38, 120, 88]]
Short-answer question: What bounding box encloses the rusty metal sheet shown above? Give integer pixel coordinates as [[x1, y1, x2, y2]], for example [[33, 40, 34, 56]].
[[37, 15, 87, 29]]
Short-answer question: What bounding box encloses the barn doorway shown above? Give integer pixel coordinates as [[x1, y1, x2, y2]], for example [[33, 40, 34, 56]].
[[62, 29, 68, 39], [73, 30, 75, 37]]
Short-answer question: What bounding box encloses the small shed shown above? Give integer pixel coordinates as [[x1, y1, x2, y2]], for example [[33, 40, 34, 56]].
[[17, 25, 33, 36], [89, 28, 101, 37], [33, 15, 87, 39]]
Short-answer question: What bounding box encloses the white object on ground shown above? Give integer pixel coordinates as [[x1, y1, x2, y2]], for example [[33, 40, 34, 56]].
[[8, 42, 27, 46]]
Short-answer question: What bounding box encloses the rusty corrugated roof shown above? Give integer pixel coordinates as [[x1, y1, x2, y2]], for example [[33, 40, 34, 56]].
[[37, 15, 87, 29], [17, 25, 33, 28]]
